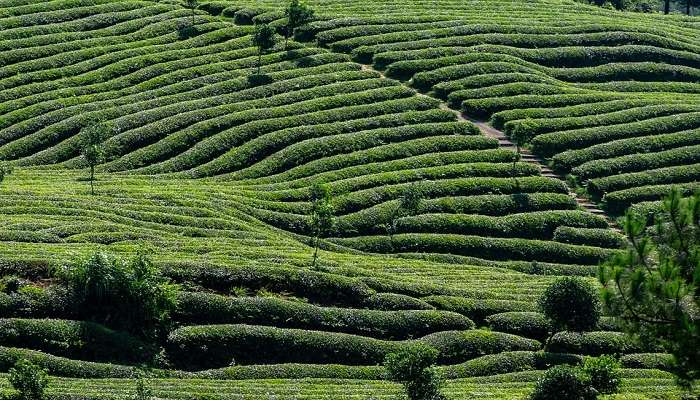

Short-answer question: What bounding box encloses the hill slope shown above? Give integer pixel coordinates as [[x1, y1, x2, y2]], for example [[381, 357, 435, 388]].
[[0, 0, 697, 398]]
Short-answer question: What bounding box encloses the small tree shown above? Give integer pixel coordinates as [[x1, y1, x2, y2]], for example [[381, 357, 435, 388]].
[[529, 364, 596, 400], [599, 188, 699, 386], [538, 277, 601, 337], [284, 0, 314, 49], [9, 359, 49, 400], [252, 24, 276, 75], [309, 183, 334, 269], [57, 251, 178, 337], [80, 123, 110, 195], [184, 0, 198, 25], [383, 183, 424, 251], [582, 355, 621, 395], [134, 370, 152, 400], [384, 344, 445, 400]]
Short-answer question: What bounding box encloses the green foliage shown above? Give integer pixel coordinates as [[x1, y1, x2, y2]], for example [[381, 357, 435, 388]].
[[56, 252, 178, 337], [184, 0, 198, 24], [252, 23, 276, 74], [582, 355, 621, 394], [9, 359, 49, 400], [529, 364, 596, 400], [599, 188, 699, 386], [384, 344, 445, 400], [309, 183, 334, 268], [79, 123, 110, 195], [538, 277, 601, 333], [284, 0, 314, 47]]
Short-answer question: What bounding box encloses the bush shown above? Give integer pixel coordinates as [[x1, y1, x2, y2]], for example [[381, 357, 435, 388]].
[[0, 318, 151, 364], [553, 226, 625, 249], [441, 351, 582, 379], [582, 355, 621, 394], [548, 331, 643, 355], [175, 292, 473, 339], [529, 364, 596, 400], [486, 312, 551, 341], [384, 344, 445, 400], [538, 277, 601, 332], [420, 330, 541, 364], [8, 359, 49, 400], [362, 293, 435, 311], [56, 252, 178, 337], [167, 324, 405, 369]]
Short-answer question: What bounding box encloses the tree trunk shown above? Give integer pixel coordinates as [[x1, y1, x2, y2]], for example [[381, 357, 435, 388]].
[[192, 9, 195, 25], [311, 235, 319, 268], [90, 165, 95, 195], [664, 0, 670, 14], [687, 0, 691, 15], [257, 52, 262, 74]]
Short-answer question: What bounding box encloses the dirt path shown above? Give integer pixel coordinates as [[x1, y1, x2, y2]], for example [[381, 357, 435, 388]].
[[360, 64, 622, 231]]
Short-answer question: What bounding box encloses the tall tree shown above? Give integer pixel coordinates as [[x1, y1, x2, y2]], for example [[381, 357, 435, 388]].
[[80, 123, 109, 195], [252, 24, 276, 75], [284, 0, 314, 49], [309, 183, 334, 269], [184, 0, 198, 25], [599, 189, 699, 387]]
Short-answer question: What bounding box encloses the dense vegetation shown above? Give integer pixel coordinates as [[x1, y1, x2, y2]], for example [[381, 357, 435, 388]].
[[0, 0, 697, 398]]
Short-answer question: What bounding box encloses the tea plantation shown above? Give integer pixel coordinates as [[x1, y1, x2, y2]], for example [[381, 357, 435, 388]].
[[0, 0, 697, 398]]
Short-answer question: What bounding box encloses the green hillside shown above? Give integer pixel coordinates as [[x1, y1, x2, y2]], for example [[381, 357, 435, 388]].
[[0, 0, 697, 398]]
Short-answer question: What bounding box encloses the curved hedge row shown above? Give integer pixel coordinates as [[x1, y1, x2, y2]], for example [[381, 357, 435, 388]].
[[332, 233, 615, 265], [176, 292, 473, 339], [572, 144, 700, 181], [553, 226, 625, 249], [548, 331, 643, 356], [551, 128, 700, 172], [587, 164, 700, 198], [167, 324, 540, 369], [532, 112, 700, 157], [0, 318, 149, 364]]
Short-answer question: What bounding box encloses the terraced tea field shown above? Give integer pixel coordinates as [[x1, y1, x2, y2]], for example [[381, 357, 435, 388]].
[[0, 0, 697, 398]]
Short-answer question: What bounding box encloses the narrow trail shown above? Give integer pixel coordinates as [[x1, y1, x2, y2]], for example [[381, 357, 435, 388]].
[[360, 64, 622, 232]]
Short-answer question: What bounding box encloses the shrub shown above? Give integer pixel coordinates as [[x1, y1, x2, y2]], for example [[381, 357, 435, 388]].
[[56, 252, 178, 337], [420, 330, 541, 364], [538, 277, 601, 332], [384, 344, 445, 400], [9, 359, 49, 400], [582, 355, 621, 394], [362, 293, 435, 311], [486, 312, 551, 341], [175, 292, 472, 339], [529, 364, 596, 400], [547, 331, 642, 355]]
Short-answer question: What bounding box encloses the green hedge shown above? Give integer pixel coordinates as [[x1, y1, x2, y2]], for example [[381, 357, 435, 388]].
[[333, 233, 615, 265], [161, 262, 374, 306], [167, 324, 407, 369], [196, 363, 385, 380], [553, 226, 625, 249], [532, 112, 700, 158], [441, 351, 582, 379], [175, 292, 473, 339], [0, 318, 150, 364], [486, 312, 551, 341], [548, 331, 643, 356], [503, 104, 700, 140], [588, 164, 700, 199], [331, 176, 567, 215], [572, 144, 700, 181], [603, 182, 700, 215], [423, 295, 535, 323], [0, 347, 178, 379], [388, 210, 607, 240], [362, 293, 435, 311], [620, 353, 675, 371], [551, 127, 700, 172], [421, 330, 541, 364], [464, 93, 626, 120]]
